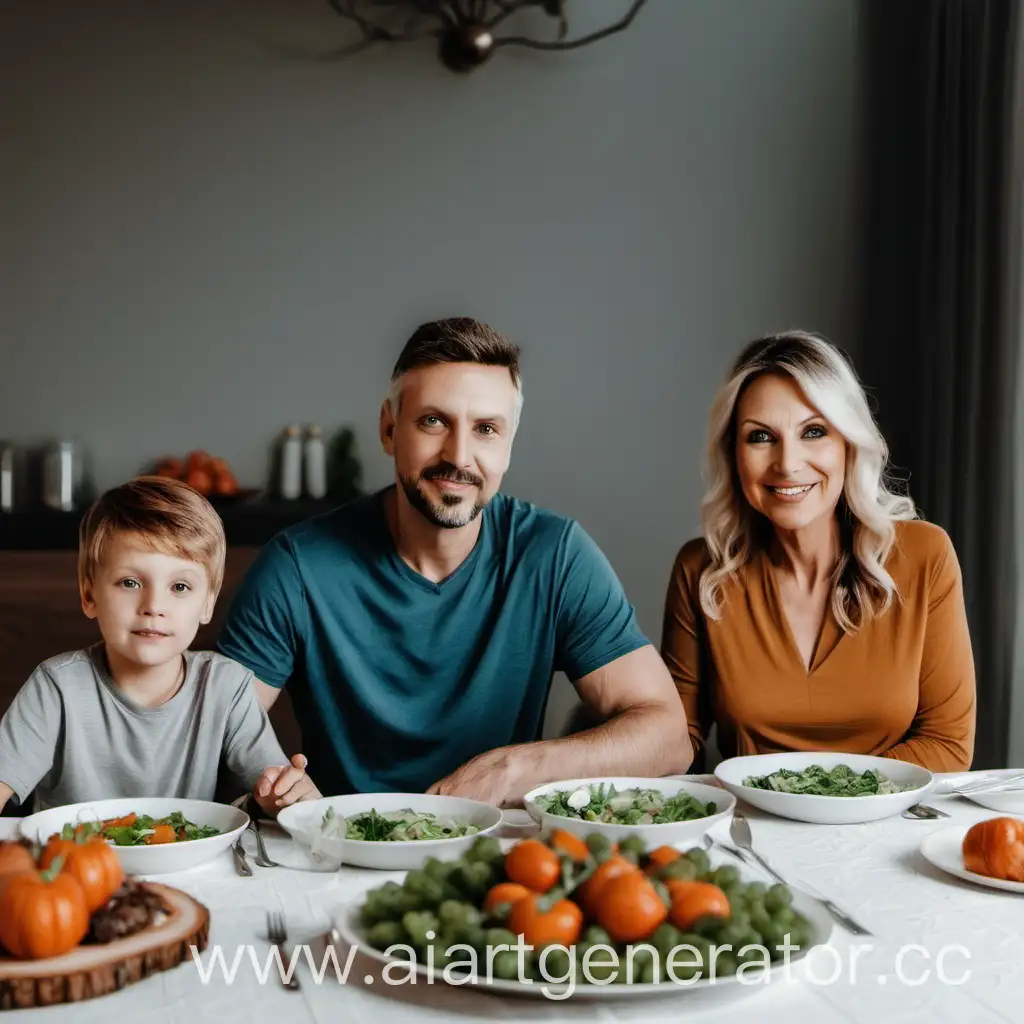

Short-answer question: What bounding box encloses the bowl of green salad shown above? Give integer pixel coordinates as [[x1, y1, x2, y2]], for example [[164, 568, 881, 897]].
[[522, 777, 735, 846], [276, 793, 504, 870], [714, 752, 934, 824]]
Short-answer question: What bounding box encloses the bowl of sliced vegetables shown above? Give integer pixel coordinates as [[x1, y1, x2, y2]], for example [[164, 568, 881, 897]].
[[522, 777, 735, 848], [276, 793, 504, 870], [714, 752, 933, 824], [18, 797, 249, 875]]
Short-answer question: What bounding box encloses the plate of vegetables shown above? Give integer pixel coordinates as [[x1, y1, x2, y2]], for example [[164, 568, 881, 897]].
[[276, 793, 503, 870], [333, 829, 832, 1001], [715, 752, 933, 824], [522, 778, 734, 847], [19, 798, 249, 875]]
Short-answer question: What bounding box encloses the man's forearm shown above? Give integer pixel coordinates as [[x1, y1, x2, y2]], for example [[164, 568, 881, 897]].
[[510, 700, 693, 795]]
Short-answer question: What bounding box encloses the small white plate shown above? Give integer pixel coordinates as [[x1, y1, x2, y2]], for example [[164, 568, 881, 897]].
[[522, 777, 735, 847], [938, 770, 1024, 814], [277, 793, 503, 871], [919, 825, 1024, 894], [715, 752, 933, 825]]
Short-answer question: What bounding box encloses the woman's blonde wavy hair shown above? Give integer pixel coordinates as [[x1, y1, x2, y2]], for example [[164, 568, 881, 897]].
[[699, 331, 917, 633]]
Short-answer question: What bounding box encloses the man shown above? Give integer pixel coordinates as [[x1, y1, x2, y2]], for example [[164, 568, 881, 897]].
[[217, 318, 692, 805]]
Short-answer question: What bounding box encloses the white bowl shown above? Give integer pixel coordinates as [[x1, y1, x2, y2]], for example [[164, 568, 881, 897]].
[[18, 797, 249, 875], [522, 777, 734, 847], [276, 793, 503, 870], [714, 752, 933, 824]]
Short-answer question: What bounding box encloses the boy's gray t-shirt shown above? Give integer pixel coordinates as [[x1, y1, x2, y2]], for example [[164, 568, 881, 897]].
[[0, 645, 288, 812]]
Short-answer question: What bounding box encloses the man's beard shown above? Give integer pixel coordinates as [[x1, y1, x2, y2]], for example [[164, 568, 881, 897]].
[[400, 464, 487, 529]]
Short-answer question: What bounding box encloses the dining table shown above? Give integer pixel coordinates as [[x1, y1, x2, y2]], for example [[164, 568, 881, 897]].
[[1, 772, 1020, 1024]]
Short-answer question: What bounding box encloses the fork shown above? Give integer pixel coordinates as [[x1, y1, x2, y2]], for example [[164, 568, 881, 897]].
[[266, 910, 301, 990], [951, 772, 1024, 795], [726, 815, 873, 937]]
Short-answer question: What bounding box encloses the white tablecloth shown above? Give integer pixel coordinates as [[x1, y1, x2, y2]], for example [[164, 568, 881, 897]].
[[3, 773, 1021, 1023]]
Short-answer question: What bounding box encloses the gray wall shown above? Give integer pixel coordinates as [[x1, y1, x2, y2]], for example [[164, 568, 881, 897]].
[[0, 0, 863, 736]]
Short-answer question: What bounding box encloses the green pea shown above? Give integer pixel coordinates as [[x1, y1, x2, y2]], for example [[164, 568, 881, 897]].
[[774, 906, 796, 929], [693, 914, 729, 940], [711, 949, 739, 977], [403, 870, 445, 906], [423, 857, 451, 882], [490, 950, 521, 980], [743, 881, 768, 901], [584, 948, 621, 984], [484, 927, 517, 948], [367, 919, 408, 950], [446, 923, 485, 951], [583, 925, 612, 946], [625, 945, 656, 983], [711, 865, 741, 888], [438, 900, 481, 931], [658, 857, 698, 882], [764, 883, 793, 913], [684, 847, 711, 874], [650, 922, 682, 959], [537, 945, 573, 981], [401, 910, 440, 948], [464, 835, 503, 866], [619, 835, 647, 857]]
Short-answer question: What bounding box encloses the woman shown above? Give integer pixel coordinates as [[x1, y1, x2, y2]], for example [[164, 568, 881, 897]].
[[662, 331, 976, 773]]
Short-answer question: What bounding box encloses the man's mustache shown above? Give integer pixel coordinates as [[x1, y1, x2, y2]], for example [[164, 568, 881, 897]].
[[422, 464, 483, 487]]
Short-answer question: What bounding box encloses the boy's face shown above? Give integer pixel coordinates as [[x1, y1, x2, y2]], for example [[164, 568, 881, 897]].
[[81, 534, 215, 669]]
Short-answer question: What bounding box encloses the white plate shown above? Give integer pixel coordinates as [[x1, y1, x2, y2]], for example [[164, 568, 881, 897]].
[[19, 798, 249, 875], [937, 770, 1024, 813], [333, 884, 833, 1001], [522, 777, 735, 847], [276, 793, 503, 870], [919, 825, 1024, 893], [714, 752, 933, 824]]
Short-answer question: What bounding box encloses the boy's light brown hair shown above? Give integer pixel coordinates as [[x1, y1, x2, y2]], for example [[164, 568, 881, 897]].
[[78, 476, 227, 596]]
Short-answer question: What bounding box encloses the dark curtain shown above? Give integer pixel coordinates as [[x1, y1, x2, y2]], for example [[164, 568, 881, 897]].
[[861, 1, 1022, 769]]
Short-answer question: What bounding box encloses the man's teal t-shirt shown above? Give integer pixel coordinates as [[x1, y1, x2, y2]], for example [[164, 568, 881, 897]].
[[216, 488, 648, 795]]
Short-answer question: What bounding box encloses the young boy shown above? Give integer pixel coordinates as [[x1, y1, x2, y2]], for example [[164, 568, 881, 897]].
[[0, 476, 320, 816]]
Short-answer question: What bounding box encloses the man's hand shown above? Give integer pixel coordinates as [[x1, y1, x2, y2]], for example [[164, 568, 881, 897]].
[[252, 753, 321, 817], [427, 747, 526, 807]]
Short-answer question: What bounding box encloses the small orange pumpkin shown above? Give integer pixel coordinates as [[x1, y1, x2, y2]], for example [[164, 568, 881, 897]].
[[962, 817, 1024, 882], [0, 856, 90, 959], [0, 840, 36, 879], [40, 835, 123, 912]]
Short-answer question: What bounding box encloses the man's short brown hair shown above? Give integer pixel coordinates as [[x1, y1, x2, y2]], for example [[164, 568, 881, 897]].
[[388, 318, 522, 415], [78, 476, 226, 596]]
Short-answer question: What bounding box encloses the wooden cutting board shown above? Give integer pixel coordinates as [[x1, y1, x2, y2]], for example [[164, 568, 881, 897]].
[[0, 883, 210, 1009]]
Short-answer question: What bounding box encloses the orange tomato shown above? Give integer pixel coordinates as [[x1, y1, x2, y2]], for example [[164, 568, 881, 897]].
[[508, 894, 583, 948], [483, 882, 533, 913], [594, 871, 668, 943], [963, 817, 1024, 882], [665, 880, 731, 931], [504, 840, 561, 893], [644, 845, 681, 875], [548, 829, 590, 862], [144, 824, 177, 845], [102, 813, 137, 830], [575, 854, 640, 915]]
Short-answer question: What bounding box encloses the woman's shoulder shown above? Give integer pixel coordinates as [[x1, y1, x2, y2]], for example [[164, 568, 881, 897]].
[[668, 536, 713, 592], [889, 519, 959, 582]]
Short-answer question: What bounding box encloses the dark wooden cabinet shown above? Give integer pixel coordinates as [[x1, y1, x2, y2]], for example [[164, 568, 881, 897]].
[[0, 548, 303, 758]]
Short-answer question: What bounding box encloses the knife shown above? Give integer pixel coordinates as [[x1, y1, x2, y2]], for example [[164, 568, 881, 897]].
[[729, 813, 871, 936], [232, 838, 253, 877]]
